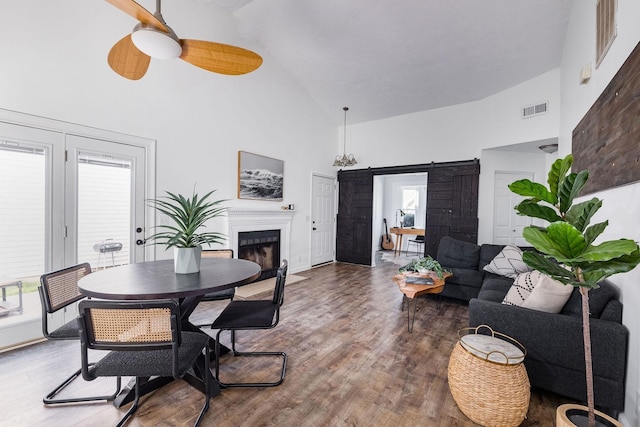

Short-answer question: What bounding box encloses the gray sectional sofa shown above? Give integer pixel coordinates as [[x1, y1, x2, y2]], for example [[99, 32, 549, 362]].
[[434, 236, 628, 413]]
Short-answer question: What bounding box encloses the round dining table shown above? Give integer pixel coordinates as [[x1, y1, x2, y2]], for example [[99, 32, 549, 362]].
[[78, 257, 261, 407]]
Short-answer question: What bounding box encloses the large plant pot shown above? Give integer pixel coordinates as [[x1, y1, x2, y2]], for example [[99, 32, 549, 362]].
[[556, 404, 622, 427], [174, 246, 202, 274]]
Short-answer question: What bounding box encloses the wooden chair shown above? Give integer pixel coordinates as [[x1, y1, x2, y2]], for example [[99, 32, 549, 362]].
[[192, 249, 235, 327], [38, 263, 120, 404], [77, 299, 212, 427], [211, 260, 288, 387], [200, 249, 235, 301]]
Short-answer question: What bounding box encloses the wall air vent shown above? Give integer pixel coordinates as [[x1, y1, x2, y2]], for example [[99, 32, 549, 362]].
[[521, 101, 549, 118]]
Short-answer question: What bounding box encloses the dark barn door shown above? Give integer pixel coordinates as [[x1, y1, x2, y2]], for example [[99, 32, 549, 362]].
[[424, 162, 480, 256], [335, 160, 479, 266], [336, 169, 374, 265]]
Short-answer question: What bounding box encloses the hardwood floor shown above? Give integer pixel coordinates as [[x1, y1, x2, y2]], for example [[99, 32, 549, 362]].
[[0, 255, 572, 426]]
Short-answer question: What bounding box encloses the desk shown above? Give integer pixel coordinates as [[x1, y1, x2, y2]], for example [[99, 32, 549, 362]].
[[389, 227, 425, 256], [78, 258, 261, 406]]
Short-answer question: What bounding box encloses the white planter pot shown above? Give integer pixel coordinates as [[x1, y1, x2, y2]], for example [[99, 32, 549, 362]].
[[174, 246, 202, 274]]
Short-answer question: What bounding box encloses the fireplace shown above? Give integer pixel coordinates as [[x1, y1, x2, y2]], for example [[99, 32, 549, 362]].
[[238, 229, 281, 281], [227, 209, 294, 278]]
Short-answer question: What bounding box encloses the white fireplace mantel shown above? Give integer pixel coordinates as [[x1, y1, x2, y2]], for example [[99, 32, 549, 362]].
[[227, 209, 294, 263]]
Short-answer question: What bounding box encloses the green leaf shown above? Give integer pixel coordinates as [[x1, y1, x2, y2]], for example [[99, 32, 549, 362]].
[[583, 221, 608, 246], [548, 155, 572, 198], [558, 170, 589, 213], [565, 198, 602, 232], [578, 239, 640, 262], [508, 180, 557, 205], [521, 251, 575, 279], [523, 223, 587, 261], [580, 248, 640, 285], [515, 199, 563, 223]]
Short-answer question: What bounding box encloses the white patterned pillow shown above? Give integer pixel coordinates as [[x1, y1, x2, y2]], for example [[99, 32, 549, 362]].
[[502, 270, 540, 306], [522, 273, 573, 313], [483, 245, 532, 279], [502, 270, 573, 313]]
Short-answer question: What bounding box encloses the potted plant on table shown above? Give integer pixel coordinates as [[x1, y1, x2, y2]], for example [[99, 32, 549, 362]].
[[147, 188, 227, 274], [508, 154, 640, 427], [399, 255, 449, 278]]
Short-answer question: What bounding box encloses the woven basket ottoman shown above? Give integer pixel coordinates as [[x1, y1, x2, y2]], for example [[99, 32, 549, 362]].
[[448, 325, 530, 427]]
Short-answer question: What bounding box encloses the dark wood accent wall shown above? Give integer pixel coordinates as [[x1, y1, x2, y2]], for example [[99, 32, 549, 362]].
[[573, 41, 640, 194], [336, 160, 479, 266]]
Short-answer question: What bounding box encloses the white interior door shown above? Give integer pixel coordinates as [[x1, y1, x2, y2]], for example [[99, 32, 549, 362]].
[[493, 171, 534, 246], [65, 135, 147, 267], [311, 174, 335, 266]]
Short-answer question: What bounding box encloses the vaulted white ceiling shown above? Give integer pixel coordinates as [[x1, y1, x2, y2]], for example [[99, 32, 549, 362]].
[[211, 0, 573, 124]]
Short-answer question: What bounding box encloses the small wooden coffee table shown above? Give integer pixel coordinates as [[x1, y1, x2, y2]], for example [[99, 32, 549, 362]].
[[392, 271, 450, 332]]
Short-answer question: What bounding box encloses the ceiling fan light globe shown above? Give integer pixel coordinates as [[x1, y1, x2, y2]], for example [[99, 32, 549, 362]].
[[131, 23, 182, 60]]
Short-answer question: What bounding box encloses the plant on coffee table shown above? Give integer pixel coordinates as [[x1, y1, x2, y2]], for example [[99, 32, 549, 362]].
[[508, 154, 640, 427], [399, 255, 449, 278]]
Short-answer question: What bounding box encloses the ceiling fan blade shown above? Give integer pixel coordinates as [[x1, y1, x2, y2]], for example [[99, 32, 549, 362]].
[[105, 0, 169, 32], [108, 34, 151, 80], [180, 39, 263, 75]]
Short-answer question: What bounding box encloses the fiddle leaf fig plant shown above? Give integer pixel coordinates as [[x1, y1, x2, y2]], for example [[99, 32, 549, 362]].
[[147, 189, 228, 249], [509, 154, 640, 426]]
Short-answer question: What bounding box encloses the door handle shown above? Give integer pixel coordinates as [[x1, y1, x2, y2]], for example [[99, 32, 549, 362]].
[[136, 239, 145, 245], [312, 227, 317, 231]]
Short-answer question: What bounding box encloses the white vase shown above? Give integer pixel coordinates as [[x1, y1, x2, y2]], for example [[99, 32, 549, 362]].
[[174, 246, 202, 274]]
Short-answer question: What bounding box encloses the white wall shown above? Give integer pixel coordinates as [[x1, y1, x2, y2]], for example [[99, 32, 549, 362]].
[[0, 1, 336, 273], [343, 68, 561, 168], [560, 1, 640, 425]]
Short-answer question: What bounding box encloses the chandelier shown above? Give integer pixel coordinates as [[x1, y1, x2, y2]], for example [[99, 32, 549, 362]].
[[332, 107, 357, 167]]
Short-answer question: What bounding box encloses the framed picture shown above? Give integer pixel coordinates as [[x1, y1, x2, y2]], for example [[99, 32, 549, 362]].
[[237, 151, 284, 201]]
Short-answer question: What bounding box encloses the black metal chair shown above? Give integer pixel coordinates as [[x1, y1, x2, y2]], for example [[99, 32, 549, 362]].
[[407, 235, 425, 256], [38, 263, 120, 404], [211, 259, 288, 387], [192, 249, 235, 327], [77, 299, 212, 427]]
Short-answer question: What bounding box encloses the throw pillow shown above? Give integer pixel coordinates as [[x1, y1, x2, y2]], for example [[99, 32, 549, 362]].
[[483, 245, 532, 279], [522, 273, 573, 313], [502, 270, 574, 314], [502, 270, 540, 306]]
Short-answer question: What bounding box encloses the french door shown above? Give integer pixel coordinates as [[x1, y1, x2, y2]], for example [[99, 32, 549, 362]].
[[0, 116, 153, 349], [65, 134, 147, 268]]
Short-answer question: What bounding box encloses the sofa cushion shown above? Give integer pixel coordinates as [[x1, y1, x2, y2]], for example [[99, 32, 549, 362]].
[[479, 244, 506, 270], [437, 236, 480, 269], [483, 245, 532, 279], [477, 274, 513, 302], [503, 270, 573, 313], [561, 281, 618, 318], [446, 267, 485, 289]]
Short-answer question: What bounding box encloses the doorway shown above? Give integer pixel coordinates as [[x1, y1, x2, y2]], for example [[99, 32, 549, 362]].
[[493, 171, 534, 246], [372, 173, 428, 263], [0, 113, 154, 349], [310, 173, 336, 266]]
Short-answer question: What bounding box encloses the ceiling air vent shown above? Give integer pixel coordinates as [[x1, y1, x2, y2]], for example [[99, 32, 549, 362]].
[[522, 101, 549, 118]]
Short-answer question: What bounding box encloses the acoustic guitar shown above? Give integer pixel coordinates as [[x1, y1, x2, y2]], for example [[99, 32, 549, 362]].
[[381, 218, 394, 250]]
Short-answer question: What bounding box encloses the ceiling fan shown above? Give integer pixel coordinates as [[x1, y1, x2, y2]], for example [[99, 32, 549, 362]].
[[105, 0, 263, 80]]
